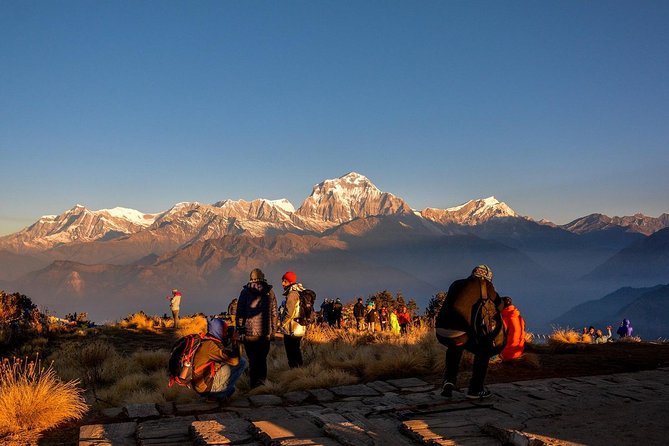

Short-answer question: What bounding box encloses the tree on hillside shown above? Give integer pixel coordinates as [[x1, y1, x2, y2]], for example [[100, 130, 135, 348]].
[[424, 291, 447, 325], [0, 291, 47, 354]]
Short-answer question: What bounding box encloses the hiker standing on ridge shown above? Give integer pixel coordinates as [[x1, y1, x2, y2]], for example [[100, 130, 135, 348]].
[[435, 265, 505, 399], [281, 271, 306, 368], [167, 289, 182, 328], [353, 298, 365, 331], [236, 268, 278, 388]]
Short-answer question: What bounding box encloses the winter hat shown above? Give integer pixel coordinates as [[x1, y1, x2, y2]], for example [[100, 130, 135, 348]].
[[502, 297, 513, 308], [282, 271, 297, 284], [249, 268, 266, 283], [471, 264, 493, 281], [207, 318, 228, 341]]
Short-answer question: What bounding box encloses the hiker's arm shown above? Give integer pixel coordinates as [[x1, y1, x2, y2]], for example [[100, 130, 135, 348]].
[[235, 294, 246, 329]]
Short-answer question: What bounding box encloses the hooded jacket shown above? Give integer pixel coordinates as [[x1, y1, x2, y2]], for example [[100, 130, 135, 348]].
[[236, 281, 278, 339], [191, 318, 240, 394], [282, 282, 305, 336], [617, 319, 633, 337], [435, 276, 503, 349], [500, 304, 525, 361]]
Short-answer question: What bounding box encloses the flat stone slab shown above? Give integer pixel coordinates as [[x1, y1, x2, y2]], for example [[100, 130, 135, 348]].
[[330, 384, 379, 397], [175, 401, 220, 414], [125, 403, 160, 419], [322, 421, 374, 446], [367, 380, 398, 393], [100, 407, 125, 419], [191, 419, 255, 445], [136, 416, 195, 444], [249, 394, 284, 407], [284, 390, 311, 404], [386, 377, 431, 389], [79, 422, 137, 446], [245, 406, 293, 421], [308, 388, 336, 403], [253, 418, 327, 444]]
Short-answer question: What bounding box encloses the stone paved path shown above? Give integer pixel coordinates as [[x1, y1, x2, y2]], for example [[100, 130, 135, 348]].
[[79, 368, 669, 446]]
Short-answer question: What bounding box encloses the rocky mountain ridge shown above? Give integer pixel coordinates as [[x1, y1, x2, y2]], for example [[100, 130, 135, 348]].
[[4, 172, 665, 255]]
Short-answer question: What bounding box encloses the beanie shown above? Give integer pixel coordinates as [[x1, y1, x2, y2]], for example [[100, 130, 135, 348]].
[[471, 264, 493, 281], [282, 271, 297, 284], [249, 268, 266, 283]]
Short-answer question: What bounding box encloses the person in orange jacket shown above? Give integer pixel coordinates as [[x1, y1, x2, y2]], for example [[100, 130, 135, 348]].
[[500, 297, 525, 361]]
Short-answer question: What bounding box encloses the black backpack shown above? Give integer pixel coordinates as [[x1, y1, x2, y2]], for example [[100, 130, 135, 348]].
[[168, 333, 219, 389], [471, 281, 507, 355], [297, 289, 316, 324]]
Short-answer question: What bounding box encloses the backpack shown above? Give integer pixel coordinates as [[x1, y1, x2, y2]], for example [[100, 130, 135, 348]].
[[297, 289, 316, 324], [471, 280, 507, 355], [168, 333, 219, 389]]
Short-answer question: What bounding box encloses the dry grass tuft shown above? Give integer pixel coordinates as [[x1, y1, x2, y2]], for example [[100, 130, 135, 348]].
[[118, 312, 162, 331], [618, 336, 642, 343], [0, 357, 87, 442], [175, 315, 208, 338], [549, 327, 583, 345]]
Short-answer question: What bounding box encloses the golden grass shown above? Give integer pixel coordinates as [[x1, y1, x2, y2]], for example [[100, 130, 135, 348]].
[[174, 315, 207, 338], [549, 327, 584, 345], [118, 312, 162, 331], [0, 358, 87, 443]]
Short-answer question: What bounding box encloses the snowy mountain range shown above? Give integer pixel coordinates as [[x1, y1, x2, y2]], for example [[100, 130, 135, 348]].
[[0, 172, 667, 331], [0, 172, 522, 253]]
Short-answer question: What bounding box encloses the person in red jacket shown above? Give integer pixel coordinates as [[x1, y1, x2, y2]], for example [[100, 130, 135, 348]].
[[500, 297, 525, 361]]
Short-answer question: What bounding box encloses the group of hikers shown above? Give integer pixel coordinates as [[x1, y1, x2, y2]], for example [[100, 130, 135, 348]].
[[168, 264, 533, 403], [583, 318, 634, 344], [169, 269, 312, 401], [170, 263, 637, 404]]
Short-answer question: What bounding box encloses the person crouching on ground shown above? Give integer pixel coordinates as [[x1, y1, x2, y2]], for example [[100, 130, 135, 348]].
[[500, 297, 526, 361], [281, 271, 305, 368], [192, 318, 247, 402], [435, 264, 505, 399]]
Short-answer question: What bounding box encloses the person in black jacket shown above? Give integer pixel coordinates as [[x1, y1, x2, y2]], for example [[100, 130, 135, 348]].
[[353, 298, 365, 331], [236, 268, 278, 388], [435, 265, 503, 399]]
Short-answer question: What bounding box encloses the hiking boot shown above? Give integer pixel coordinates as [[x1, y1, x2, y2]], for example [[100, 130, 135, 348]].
[[466, 388, 492, 399], [440, 381, 455, 397]]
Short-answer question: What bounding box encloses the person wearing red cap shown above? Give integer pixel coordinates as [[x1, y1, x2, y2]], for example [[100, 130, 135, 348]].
[[281, 271, 305, 368]]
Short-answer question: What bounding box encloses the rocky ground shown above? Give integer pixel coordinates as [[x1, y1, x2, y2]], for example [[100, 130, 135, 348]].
[[36, 339, 669, 445]]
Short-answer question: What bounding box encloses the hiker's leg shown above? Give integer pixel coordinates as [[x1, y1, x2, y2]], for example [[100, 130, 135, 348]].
[[469, 352, 490, 394], [244, 339, 270, 387], [284, 335, 303, 368], [209, 357, 248, 399], [444, 345, 463, 386], [172, 310, 179, 328]]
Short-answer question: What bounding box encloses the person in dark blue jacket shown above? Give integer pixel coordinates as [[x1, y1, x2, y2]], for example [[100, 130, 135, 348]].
[[236, 268, 278, 388]]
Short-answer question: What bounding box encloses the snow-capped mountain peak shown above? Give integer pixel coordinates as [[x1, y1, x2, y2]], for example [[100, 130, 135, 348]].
[[99, 207, 157, 226], [295, 172, 412, 223], [422, 196, 518, 225]]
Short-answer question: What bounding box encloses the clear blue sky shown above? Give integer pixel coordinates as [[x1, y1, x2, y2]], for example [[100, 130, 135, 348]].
[[2, 1, 668, 236]]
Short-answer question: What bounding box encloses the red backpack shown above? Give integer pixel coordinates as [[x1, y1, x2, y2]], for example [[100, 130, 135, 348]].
[[167, 332, 219, 388]]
